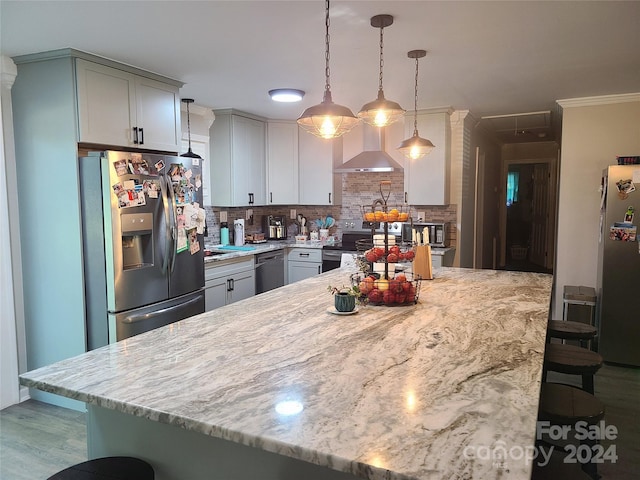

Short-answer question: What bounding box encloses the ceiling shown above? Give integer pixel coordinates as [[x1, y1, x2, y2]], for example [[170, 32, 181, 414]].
[[2, 1, 639, 144]]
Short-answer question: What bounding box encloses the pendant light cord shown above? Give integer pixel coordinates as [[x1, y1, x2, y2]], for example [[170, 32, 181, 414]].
[[378, 23, 385, 92], [324, 0, 331, 96], [412, 56, 419, 135], [186, 101, 193, 150]]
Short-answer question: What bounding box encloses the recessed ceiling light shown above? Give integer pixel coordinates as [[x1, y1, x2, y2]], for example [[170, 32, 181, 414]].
[[269, 89, 305, 103]]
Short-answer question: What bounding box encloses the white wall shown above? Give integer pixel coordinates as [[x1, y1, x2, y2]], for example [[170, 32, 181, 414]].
[[554, 94, 640, 319]]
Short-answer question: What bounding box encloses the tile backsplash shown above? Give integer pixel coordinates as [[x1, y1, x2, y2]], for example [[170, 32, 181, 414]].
[[204, 173, 457, 247]]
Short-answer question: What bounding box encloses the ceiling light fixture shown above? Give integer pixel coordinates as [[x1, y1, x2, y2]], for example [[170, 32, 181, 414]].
[[398, 50, 435, 160], [269, 89, 305, 103], [180, 98, 202, 159], [297, 0, 359, 139], [357, 14, 405, 127]]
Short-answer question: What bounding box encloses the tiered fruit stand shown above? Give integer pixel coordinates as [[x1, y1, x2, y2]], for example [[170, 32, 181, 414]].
[[354, 181, 421, 306]]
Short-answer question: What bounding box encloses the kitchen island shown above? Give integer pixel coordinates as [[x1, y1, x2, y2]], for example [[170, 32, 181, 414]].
[[20, 267, 552, 480]]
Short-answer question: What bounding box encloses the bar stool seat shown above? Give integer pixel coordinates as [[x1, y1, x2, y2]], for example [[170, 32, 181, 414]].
[[538, 383, 605, 480], [543, 343, 603, 394], [47, 456, 154, 480], [547, 320, 597, 348]]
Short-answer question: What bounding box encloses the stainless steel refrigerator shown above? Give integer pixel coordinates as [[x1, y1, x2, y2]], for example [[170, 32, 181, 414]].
[[596, 164, 640, 366], [80, 151, 205, 350]]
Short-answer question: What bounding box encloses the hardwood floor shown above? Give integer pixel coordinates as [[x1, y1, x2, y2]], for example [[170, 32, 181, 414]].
[[1, 364, 637, 480], [0, 400, 86, 479]]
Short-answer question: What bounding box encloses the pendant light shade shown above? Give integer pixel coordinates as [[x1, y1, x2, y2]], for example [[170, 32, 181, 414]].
[[297, 0, 359, 139], [357, 15, 405, 128], [180, 98, 202, 159], [398, 50, 435, 160]]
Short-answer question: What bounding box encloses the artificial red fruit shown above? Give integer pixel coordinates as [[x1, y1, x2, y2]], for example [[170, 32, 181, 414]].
[[397, 252, 406, 261], [383, 290, 396, 304], [402, 281, 412, 293], [368, 289, 383, 303], [396, 292, 407, 304], [387, 253, 399, 263], [404, 250, 415, 261], [374, 247, 385, 258], [365, 250, 378, 262], [389, 245, 400, 256], [394, 273, 407, 282], [389, 279, 403, 294]]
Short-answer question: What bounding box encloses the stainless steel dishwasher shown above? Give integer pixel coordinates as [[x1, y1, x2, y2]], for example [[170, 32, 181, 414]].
[[255, 250, 285, 294]]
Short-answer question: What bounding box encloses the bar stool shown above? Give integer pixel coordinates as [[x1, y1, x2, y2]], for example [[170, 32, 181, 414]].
[[538, 383, 605, 480], [47, 456, 154, 480], [531, 448, 594, 479], [547, 319, 598, 349], [543, 343, 603, 394]]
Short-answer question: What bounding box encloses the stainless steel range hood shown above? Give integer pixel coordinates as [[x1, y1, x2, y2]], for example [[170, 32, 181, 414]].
[[334, 124, 403, 173]]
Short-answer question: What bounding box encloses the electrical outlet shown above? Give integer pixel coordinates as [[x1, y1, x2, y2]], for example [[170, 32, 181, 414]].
[[417, 211, 426, 222], [220, 211, 228, 223], [290, 209, 297, 220], [246, 209, 253, 220]]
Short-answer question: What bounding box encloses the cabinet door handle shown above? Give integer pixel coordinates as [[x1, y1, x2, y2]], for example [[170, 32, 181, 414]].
[[328, 192, 332, 204], [404, 192, 408, 203], [317, 265, 321, 274], [270, 192, 273, 203], [300, 253, 310, 257], [230, 278, 235, 291], [248, 193, 254, 205], [139, 127, 144, 145], [133, 127, 139, 144]]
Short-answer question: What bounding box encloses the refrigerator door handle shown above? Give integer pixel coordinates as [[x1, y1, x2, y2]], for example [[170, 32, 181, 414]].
[[121, 296, 202, 324], [166, 173, 179, 272], [159, 175, 173, 274]]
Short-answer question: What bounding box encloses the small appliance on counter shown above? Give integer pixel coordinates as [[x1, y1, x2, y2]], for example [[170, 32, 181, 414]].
[[402, 222, 449, 247], [234, 219, 245, 246], [220, 222, 230, 246], [264, 214, 287, 240]]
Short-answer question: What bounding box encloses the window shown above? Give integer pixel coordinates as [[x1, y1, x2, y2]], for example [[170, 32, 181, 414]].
[[506, 171, 519, 206]]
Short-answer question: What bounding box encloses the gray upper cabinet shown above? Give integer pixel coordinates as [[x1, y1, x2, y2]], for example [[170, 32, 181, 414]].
[[298, 129, 342, 206], [76, 58, 181, 152], [403, 110, 452, 205], [266, 121, 298, 205], [210, 110, 266, 206]]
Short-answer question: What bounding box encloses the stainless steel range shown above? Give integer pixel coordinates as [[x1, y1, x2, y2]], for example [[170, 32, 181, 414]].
[[321, 220, 404, 272]]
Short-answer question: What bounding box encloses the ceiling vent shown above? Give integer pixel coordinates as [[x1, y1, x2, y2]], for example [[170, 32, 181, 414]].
[[334, 124, 404, 173]]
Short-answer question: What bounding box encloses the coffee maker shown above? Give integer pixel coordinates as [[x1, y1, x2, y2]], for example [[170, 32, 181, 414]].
[[264, 215, 287, 240]]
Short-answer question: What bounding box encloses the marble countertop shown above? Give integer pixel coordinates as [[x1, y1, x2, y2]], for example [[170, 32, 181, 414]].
[[20, 267, 552, 479]]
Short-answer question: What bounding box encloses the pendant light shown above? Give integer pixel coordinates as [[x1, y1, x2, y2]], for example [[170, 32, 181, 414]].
[[357, 15, 405, 127], [398, 50, 435, 160], [297, 0, 359, 139], [180, 98, 202, 159]]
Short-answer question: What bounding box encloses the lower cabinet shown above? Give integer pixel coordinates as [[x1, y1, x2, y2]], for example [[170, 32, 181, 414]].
[[205, 257, 255, 311], [287, 248, 322, 284]]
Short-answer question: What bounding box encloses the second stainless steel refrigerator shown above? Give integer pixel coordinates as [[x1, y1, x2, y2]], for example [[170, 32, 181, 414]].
[[80, 150, 205, 349]]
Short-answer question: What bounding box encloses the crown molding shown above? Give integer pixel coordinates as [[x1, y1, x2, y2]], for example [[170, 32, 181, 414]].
[[557, 93, 640, 109]]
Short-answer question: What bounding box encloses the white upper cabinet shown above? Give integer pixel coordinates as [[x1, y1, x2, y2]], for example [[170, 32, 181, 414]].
[[298, 129, 342, 205], [403, 110, 451, 205], [76, 58, 181, 152], [266, 121, 299, 205], [209, 110, 266, 206]]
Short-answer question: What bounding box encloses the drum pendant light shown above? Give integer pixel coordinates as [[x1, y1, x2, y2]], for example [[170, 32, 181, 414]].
[[398, 50, 435, 160], [297, 0, 359, 139], [180, 98, 202, 159], [357, 15, 405, 127]]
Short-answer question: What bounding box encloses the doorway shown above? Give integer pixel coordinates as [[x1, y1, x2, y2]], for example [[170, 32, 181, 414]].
[[501, 158, 557, 272]]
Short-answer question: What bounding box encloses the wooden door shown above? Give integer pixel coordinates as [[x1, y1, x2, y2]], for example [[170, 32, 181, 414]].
[[530, 163, 549, 267]]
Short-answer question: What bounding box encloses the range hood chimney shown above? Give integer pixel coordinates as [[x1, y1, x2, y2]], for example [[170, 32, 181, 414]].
[[334, 124, 403, 173]]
